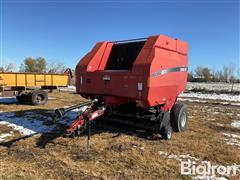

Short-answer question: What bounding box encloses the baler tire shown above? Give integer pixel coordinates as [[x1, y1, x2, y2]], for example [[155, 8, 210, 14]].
[[161, 125, 173, 140], [30, 90, 48, 105], [170, 103, 188, 132]]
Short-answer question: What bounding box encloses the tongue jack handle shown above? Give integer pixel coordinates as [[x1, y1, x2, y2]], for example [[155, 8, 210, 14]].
[[86, 116, 91, 150]]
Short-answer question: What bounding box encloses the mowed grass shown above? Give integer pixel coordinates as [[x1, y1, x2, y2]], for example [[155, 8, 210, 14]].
[[0, 92, 239, 179]]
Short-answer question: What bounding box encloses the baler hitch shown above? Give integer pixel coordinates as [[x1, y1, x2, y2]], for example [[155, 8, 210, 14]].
[[54, 99, 99, 119], [54, 99, 106, 148]]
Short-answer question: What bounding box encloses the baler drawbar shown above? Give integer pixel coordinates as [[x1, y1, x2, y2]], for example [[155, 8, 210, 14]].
[[54, 34, 189, 141]]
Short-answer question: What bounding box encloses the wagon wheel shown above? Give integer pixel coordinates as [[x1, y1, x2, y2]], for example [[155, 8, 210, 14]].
[[30, 90, 48, 105], [16, 91, 30, 104]]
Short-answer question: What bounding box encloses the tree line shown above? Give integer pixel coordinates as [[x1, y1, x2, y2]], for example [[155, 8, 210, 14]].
[[0, 57, 66, 73], [1, 58, 239, 83], [188, 64, 240, 83]]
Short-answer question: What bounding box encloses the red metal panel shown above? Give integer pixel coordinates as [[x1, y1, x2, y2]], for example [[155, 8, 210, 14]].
[[154, 34, 177, 52], [86, 42, 108, 72], [75, 34, 188, 110], [98, 43, 113, 70], [176, 39, 188, 55]]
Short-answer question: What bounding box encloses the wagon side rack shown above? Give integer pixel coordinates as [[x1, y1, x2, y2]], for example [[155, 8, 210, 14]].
[[0, 69, 72, 105]]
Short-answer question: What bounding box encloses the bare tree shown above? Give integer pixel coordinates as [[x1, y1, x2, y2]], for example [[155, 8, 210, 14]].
[[202, 68, 212, 81], [237, 68, 240, 82], [48, 62, 66, 73], [194, 66, 212, 81], [188, 71, 194, 82], [0, 63, 15, 72], [36, 57, 47, 73], [215, 70, 224, 82], [223, 64, 236, 83], [21, 57, 37, 72], [194, 66, 204, 78]]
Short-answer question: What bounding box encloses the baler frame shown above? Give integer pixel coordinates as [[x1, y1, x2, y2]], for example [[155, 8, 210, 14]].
[[54, 98, 179, 141]]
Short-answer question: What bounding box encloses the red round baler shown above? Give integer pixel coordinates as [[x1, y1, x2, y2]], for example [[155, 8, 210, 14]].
[[56, 34, 189, 140]]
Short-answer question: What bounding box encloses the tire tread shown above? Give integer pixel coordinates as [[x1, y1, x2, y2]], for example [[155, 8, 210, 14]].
[[171, 102, 188, 132]]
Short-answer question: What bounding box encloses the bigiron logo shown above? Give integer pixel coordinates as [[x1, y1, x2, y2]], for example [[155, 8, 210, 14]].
[[181, 160, 240, 177]]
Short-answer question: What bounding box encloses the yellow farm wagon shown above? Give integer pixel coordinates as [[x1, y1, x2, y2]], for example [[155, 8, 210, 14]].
[[0, 69, 72, 105]]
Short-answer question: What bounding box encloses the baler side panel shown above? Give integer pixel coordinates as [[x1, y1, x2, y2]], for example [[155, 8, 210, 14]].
[[131, 36, 159, 104], [76, 42, 109, 93], [78, 43, 104, 67], [145, 36, 188, 109], [86, 42, 108, 72], [132, 36, 159, 73], [98, 43, 113, 70]]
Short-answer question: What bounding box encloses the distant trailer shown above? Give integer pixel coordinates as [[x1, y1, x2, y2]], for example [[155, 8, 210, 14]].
[[0, 69, 72, 105]]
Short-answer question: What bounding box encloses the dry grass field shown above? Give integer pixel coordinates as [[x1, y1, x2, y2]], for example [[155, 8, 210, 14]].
[[0, 92, 239, 180]]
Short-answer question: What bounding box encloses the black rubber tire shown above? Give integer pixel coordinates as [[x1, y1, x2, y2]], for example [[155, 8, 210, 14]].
[[161, 125, 173, 140], [16, 95, 24, 104], [30, 90, 48, 105], [16, 93, 30, 104], [170, 103, 188, 132]]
